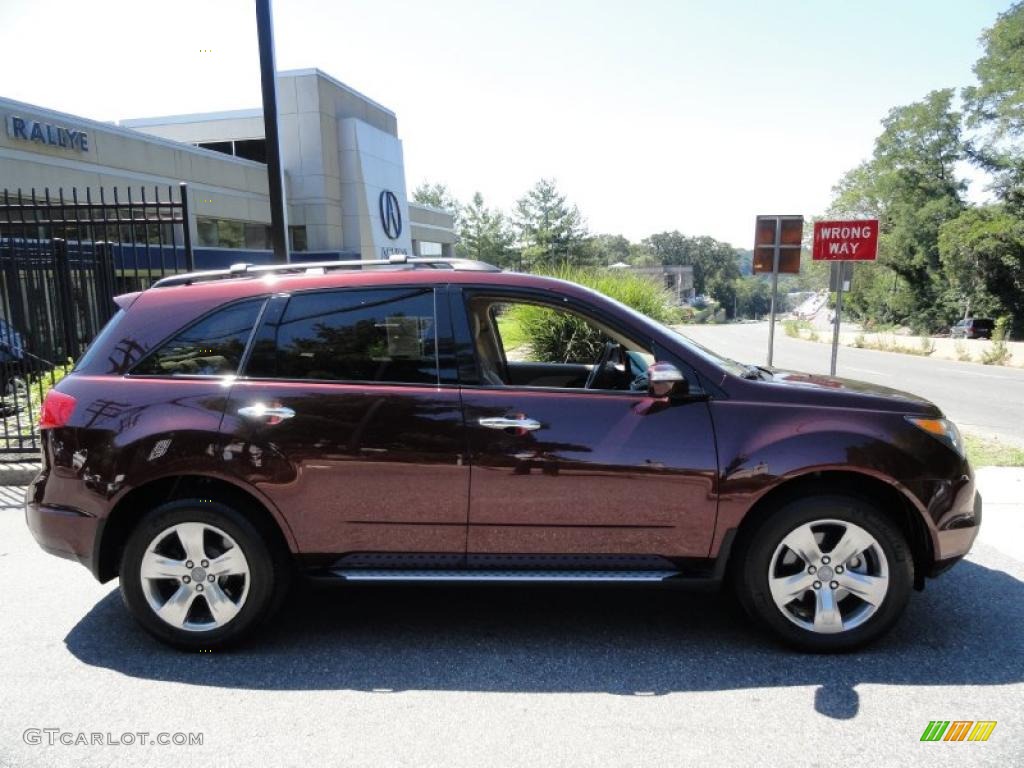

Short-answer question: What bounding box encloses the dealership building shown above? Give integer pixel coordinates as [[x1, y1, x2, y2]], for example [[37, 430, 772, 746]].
[[0, 68, 457, 267]]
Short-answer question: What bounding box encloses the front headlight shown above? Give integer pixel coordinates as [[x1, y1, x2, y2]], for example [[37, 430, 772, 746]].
[[906, 416, 964, 456]]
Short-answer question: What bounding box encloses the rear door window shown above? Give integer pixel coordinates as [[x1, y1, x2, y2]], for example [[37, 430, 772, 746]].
[[245, 287, 438, 384], [132, 298, 264, 376]]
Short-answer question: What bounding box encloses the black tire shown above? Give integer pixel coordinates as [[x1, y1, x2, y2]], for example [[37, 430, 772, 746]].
[[734, 494, 913, 652], [119, 498, 289, 650]]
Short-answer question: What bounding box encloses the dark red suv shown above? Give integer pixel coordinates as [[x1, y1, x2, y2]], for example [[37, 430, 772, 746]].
[[25, 257, 980, 651]]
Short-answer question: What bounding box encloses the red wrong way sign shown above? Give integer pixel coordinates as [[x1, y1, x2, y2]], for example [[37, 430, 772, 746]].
[[812, 219, 879, 260]]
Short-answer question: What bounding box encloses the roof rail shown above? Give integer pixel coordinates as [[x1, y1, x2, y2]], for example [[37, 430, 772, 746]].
[[150, 254, 500, 288]]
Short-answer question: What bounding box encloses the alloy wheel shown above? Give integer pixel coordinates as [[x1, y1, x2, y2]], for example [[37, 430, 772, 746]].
[[768, 518, 889, 634], [139, 522, 251, 632]]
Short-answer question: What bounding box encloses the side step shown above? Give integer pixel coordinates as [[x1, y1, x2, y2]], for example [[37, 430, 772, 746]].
[[330, 568, 681, 583]]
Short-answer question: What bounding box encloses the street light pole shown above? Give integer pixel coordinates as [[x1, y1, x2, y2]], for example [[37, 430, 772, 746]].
[[255, 0, 289, 263]]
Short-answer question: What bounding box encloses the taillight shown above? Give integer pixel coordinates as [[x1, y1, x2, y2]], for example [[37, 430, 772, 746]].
[[39, 390, 77, 429]]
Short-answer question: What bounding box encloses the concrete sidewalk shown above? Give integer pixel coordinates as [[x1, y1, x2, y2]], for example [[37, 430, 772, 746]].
[[975, 467, 1024, 561]]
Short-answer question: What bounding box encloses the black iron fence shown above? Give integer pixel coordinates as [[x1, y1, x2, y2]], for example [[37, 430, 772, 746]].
[[0, 184, 193, 459]]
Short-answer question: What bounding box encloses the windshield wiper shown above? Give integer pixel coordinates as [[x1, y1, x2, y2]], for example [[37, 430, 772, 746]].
[[740, 363, 773, 380]]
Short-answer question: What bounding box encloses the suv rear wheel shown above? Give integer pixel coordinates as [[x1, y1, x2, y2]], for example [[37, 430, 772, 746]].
[[735, 494, 913, 652], [119, 499, 286, 650]]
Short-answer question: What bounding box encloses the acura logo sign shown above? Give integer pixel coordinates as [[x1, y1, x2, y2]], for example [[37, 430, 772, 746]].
[[379, 190, 402, 240]]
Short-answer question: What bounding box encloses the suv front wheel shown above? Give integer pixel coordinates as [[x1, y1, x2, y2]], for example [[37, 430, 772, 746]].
[[735, 494, 913, 652], [119, 499, 286, 650]]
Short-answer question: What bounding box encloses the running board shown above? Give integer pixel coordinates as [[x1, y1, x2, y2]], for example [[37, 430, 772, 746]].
[[330, 568, 681, 583]]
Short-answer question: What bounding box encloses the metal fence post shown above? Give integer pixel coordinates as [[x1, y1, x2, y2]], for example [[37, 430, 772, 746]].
[[179, 182, 195, 271], [2, 239, 28, 339], [52, 238, 78, 360], [94, 241, 116, 324]]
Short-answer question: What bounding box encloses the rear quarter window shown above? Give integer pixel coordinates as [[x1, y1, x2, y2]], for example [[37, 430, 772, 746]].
[[131, 298, 264, 376], [245, 287, 438, 384]]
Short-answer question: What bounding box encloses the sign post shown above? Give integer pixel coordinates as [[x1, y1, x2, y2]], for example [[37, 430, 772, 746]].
[[754, 215, 804, 367], [255, 0, 290, 263], [812, 219, 879, 375]]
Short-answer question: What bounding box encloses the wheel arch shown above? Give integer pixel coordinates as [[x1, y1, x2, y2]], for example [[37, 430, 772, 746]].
[[96, 474, 295, 583], [724, 470, 933, 590]]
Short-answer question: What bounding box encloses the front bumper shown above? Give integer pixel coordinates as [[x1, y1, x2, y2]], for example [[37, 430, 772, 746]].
[[928, 489, 982, 577]]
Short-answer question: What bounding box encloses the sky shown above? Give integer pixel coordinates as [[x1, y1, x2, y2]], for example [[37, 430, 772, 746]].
[[0, 0, 1014, 247]]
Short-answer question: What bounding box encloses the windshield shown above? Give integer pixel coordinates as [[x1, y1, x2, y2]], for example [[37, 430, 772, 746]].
[[584, 286, 749, 378], [660, 324, 751, 378]]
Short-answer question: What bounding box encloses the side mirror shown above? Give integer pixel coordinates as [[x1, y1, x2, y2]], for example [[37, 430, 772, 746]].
[[647, 362, 687, 398]]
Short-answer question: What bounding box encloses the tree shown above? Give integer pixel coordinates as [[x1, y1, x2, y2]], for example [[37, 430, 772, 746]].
[[939, 206, 1024, 335], [963, 2, 1024, 210], [513, 179, 587, 270], [582, 234, 632, 267], [412, 182, 461, 225], [828, 90, 967, 331], [732, 277, 773, 319], [640, 231, 741, 299], [457, 192, 517, 268]]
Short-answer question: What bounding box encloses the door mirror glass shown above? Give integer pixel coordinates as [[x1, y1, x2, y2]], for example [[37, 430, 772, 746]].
[[647, 362, 687, 398]]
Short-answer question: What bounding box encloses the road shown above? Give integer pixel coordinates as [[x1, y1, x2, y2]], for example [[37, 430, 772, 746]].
[[1, 478, 1021, 768], [677, 321, 1024, 446]]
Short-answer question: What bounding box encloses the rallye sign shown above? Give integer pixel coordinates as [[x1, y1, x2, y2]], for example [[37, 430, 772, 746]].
[[812, 219, 879, 260], [5, 115, 89, 152]]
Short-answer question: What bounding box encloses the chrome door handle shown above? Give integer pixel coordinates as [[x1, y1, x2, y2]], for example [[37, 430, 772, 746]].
[[238, 404, 296, 421], [478, 417, 541, 431]]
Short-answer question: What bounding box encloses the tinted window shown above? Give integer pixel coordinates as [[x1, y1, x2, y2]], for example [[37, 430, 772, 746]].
[[247, 288, 437, 384], [133, 299, 263, 376]]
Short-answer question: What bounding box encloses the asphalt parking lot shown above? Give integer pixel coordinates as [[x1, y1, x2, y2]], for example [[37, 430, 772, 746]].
[[1, 479, 1021, 768]]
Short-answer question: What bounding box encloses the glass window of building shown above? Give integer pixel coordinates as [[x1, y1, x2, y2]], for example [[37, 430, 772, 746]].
[[234, 139, 267, 163], [289, 226, 308, 252]]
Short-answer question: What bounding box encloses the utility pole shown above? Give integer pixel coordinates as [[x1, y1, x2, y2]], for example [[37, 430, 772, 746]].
[[255, 0, 289, 262]]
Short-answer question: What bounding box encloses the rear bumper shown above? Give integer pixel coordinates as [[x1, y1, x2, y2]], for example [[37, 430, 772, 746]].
[[24, 492, 100, 576]]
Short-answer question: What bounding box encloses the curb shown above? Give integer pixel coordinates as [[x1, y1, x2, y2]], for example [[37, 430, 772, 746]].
[[0, 463, 40, 486]]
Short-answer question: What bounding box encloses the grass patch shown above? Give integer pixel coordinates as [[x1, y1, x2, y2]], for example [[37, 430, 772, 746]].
[[848, 335, 937, 356], [783, 318, 813, 338], [965, 434, 1024, 467], [496, 313, 528, 352]]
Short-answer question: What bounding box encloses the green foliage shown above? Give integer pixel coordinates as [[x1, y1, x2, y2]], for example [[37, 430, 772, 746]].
[[823, 5, 1024, 335], [513, 179, 588, 270], [964, 433, 1024, 466], [938, 206, 1024, 337], [848, 335, 940, 357], [412, 181, 461, 222], [782, 318, 812, 338], [510, 266, 680, 363], [580, 234, 633, 267], [457, 192, 516, 268], [981, 316, 1013, 365], [732, 276, 773, 319], [963, 2, 1024, 210], [829, 90, 966, 333], [640, 232, 741, 302], [495, 313, 528, 351]]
